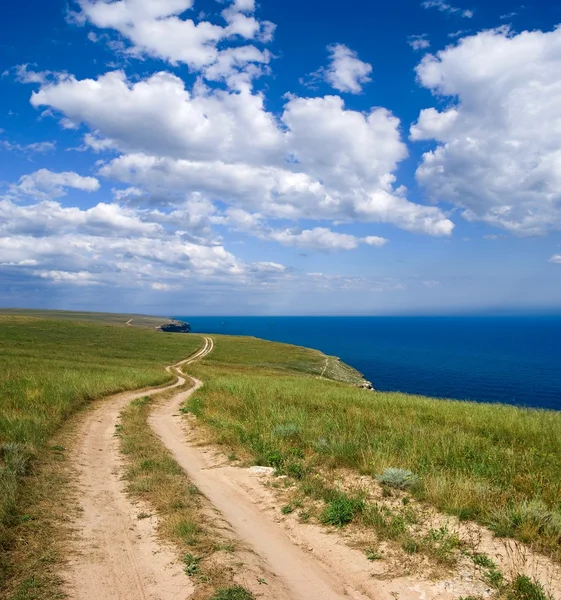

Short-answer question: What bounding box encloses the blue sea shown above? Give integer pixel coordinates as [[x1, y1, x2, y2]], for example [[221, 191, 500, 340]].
[[175, 316, 561, 411]]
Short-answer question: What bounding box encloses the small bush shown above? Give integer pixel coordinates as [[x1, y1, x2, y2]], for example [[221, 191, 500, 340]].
[[377, 468, 419, 491], [320, 494, 364, 527], [211, 586, 255, 600], [281, 504, 294, 515], [506, 575, 553, 600], [183, 553, 200, 576]]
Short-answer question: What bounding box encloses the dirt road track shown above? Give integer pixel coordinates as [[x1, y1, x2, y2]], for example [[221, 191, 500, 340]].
[[66, 335, 491, 600], [64, 338, 212, 600], [150, 339, 370, 600]]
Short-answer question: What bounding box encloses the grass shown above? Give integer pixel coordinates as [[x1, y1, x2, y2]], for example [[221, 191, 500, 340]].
[[0, 308, 169, 328], [0, 315, 202, 595], [186, 334, 561, 561], [210, 587, 255, 600]]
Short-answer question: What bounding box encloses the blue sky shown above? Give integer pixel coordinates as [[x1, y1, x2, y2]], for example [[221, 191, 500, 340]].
[[1, 0, 561, 315]]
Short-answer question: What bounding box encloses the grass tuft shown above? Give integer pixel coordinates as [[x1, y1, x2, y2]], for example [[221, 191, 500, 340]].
[[320, 493, 364, 527], [505, 575, 554, 600], [210, 586, 255, 600], [377, 467, 420, 491]]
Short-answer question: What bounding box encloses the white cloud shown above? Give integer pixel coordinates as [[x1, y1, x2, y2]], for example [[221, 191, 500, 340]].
[[548, 255, 561, 264], [31, 69, 453, 236], [307, 44, 373, 94], [31, 71, 283, 163], [14, 64, 53, 85], [0, 198, 161, 237], [36, 270, 98, 285], [363, 236, 388, 247], [408, 35, 431, 51], [222, 209, 389, 251], [269, 227, 359, 251], [0, 197, 290, 289], [412, 26, 561, 235], [0, 139, 56, 153], [74, 0, 275, 85], [11, 169, 100, 200], [422, 1, 473, 18]]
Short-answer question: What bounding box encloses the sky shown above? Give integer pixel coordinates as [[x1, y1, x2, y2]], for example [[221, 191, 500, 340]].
[[1, 0, 561, 316]]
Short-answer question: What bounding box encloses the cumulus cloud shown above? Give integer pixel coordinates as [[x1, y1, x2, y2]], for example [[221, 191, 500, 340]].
[[0, 196, 290, 289], [306, 44, 372, 94], [11, 169, 100, 200], [32, 70, 453, 236], [73, 0, 275, 85], [548, 255, 561, 265], [412, 26, 561, 235], [363, 236, 388, 247]]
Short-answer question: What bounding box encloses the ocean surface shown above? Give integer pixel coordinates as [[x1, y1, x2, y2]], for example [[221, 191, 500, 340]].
[[175, 316, 561, 411]]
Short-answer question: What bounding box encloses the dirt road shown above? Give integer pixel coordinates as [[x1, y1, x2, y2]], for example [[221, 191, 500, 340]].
[[64, 338, 213, 600], [65, 335, 507, 600], [149, 346, 372, 600]]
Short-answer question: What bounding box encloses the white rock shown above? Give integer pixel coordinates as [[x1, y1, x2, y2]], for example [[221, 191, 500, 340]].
[[248, 466, 276, 476]]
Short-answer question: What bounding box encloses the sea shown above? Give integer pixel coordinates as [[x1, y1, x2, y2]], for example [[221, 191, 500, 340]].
[[175, 316, 561, 411]]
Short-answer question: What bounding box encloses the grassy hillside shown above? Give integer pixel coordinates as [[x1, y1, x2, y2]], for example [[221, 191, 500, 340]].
[[187, 335, 561, 562], [0, 308, 168, 328], [0, 315, 202, 586]]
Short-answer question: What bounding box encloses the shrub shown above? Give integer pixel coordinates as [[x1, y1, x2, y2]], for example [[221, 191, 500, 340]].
[[506, 575, 553, 600], [320, 494, 364, 527], [377, 467, 420, 491]]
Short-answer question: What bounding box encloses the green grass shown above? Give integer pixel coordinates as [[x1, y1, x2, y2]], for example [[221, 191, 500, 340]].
[[0, 308, 169, 328], [187, 335, 561, 561], [210, 586, 255, 600], [0, 315, 202, 591]]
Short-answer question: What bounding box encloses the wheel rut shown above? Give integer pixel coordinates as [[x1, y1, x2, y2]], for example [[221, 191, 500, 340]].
[[63, 339, 212, 600]]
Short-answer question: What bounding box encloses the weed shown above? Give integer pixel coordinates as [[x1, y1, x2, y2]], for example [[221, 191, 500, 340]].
[[210, 586, 255, 600], [320, 493, 364, 527], [182, 553, 200, 576], [471, 552, 495, 569], [483, 567, 505, 589], [281, 504, 294, 515], [137, 512, 151, 520], [365, 549, 382, 561], [505, 575, 554, 600]]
